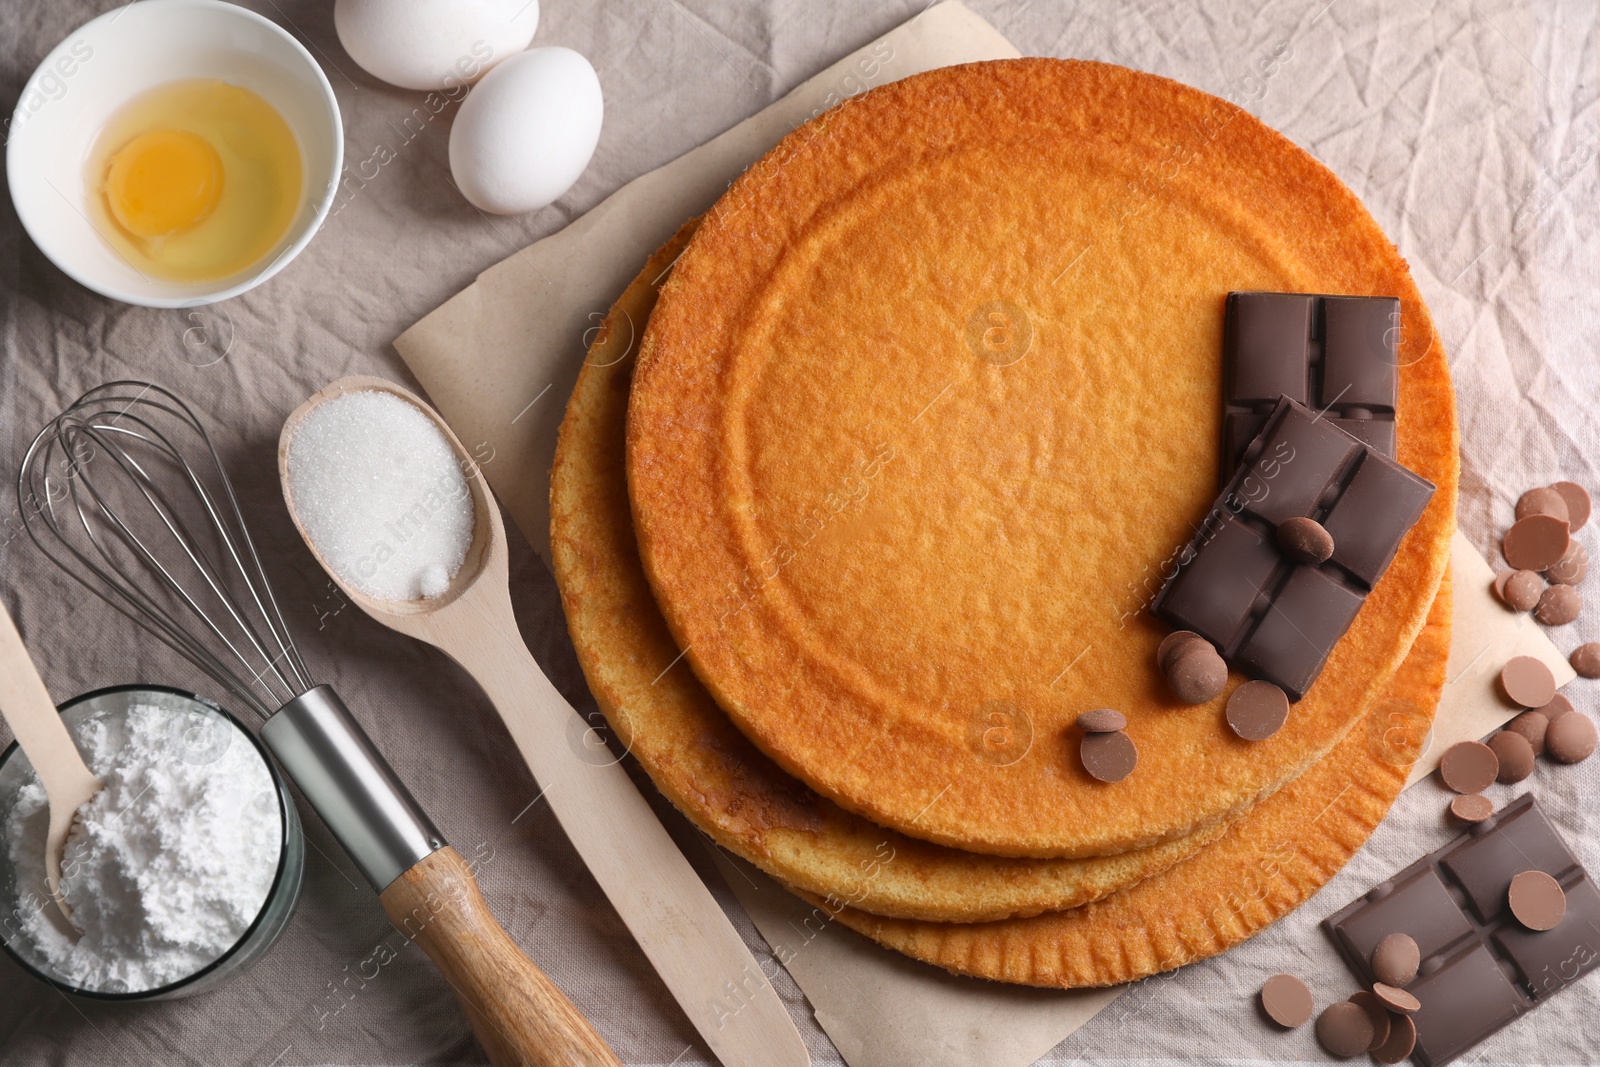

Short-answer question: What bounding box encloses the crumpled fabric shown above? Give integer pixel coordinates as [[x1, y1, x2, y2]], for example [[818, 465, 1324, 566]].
[[1, 0, 1595, 1064]]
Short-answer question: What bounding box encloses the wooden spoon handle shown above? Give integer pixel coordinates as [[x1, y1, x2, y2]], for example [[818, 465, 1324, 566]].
[[0, 600, 100, 906], [378, 846, 622, 1067]]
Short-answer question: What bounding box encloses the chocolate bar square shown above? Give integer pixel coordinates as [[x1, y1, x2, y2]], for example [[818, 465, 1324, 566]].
[[1323, 795, 1600, 1067], [1223, 291, 1400, 479], [1151, 396, 1434, 700]]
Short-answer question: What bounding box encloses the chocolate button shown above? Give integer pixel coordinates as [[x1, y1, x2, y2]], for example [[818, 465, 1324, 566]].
[[1535, 693, 1575, 721], [1500, 656, 1556, 708], [1346, 991, 1391, 1051], [1449, 793, 1495, 823], [1076, 708, 1126, 733], [1315, 1000, 1375, 1058], [1167, 643, 1227, 704], [1546, 712, 1597, 764], [1081, 729, 1137, 782], [1439, 740, 1499, 794], [1371, 1013, 1416, 1064], [1276, 516, 1334, 564], [1516, 486, 1570, 523], [1372, 982, 1420, 1014], [1546, 540, 1588, 585], [1508, 869, 1566, 931], [1259, 972, 1313, 1028], [1156, 630, 1209, 673], [1534, 584, 1581, 625], [1225, 680, 1290, 741], [1371, 932, 1420, 986], [1552, 480, 1591, 531], [1571, 642, 1600, 678], [1488, 730, 1535, 783], [1502, 569, 1545, 611], [1505, 709, 1549, 757], [1503, 514, 1571, 571], [1491, 570, 1513, 604]]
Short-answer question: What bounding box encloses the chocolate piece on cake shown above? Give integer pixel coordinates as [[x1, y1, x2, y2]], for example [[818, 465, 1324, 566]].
[[1222, 291, 1400, 480], [1152, 396, 1434, 700]]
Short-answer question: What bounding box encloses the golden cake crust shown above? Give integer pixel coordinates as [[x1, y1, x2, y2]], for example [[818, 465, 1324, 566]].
[[817, 571, 1452, 986], [627, 58, 1459, 858], [551, 221, 1234, 923]]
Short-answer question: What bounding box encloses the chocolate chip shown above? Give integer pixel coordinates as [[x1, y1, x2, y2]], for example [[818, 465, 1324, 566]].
[[1516, 486, 1570, 523], [1372, 982, 1421, 1014], [1552, 481, 1591, 531], [1504, 514, 1571, 571], [1571, 642, 1600, 679], [1156, 630, 1209, 673], [1167, 643, 1228, 704], [1076, 708, 1126, 733], [1259, 972, 1314, 1028], [1276, 516, 1334, 564], [1500, 656, 1557, 708], [1505, 710, 1549, 757], [1535, 693, 1575, 721], [1371, 1013, 1416, 1064], [1534, 584, 1581, 625], [1502, 569, 1545, 611], [1080, 729, 1137, 782], [1546, 712, 1597, 764], [1371, 932, 1420, 986], [1225, 680, 1290, 741], [1346, 991, 1391, 1051], [1546, 540, 1588, 586], [1316, 1000, 1375, 1058], [1488, 730, 1536, 783], [1508, 869, 1567, 931], [1439, 740, 1499, 794], [1449, 793, 1495, 823]]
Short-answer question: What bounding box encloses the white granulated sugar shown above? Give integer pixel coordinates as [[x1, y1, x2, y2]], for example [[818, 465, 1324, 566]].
[[2, 703, 281, 993], [287, 390, 475, 601]]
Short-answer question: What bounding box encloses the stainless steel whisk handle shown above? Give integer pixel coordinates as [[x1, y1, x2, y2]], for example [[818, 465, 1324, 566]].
[[260, 685, 442, 891], [261, 685, 622, 1067]]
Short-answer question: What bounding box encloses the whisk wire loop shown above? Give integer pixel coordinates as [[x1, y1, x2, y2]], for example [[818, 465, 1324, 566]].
[[18, 381, 314, 719]]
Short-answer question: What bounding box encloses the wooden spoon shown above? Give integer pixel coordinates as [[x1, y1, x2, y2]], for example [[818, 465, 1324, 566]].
[[0, 598, 101, 923], [279, 376, 809, 1067]]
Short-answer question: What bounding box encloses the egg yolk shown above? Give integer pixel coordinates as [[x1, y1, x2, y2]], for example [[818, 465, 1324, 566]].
[[104, 129, 223, 238]]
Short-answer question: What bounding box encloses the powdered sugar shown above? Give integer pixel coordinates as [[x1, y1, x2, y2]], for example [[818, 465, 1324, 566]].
[[286, 390, 475, 601], [2, 700, 281, 993]]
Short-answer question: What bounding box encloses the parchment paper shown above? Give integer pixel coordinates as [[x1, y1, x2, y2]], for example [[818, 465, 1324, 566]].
[[392, 6, 1587, 1066]]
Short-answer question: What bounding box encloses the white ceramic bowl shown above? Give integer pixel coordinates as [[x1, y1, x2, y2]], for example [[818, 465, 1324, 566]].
[[6, 0, 343, 307]]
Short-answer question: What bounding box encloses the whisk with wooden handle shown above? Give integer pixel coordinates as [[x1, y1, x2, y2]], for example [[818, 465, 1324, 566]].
[[17, 381, 620, 1067]]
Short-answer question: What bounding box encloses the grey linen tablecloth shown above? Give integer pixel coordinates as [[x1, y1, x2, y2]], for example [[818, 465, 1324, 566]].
[[2, 1, 1598, 1064]]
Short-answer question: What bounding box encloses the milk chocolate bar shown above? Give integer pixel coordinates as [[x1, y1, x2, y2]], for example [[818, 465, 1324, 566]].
[[1322, 795, 1600, 1067], [1151, 396, 1434, 700], [1223, 292, 1400, 479]]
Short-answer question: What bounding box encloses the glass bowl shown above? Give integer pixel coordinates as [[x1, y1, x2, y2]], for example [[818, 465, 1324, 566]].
[[0, 685, 304, 1000]]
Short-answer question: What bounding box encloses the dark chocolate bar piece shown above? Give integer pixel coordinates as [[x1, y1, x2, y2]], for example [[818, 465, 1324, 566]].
[[1322, 795, 1600, 1067], [1151, 396, 1434, 700], [1223, 292, 1400, 479]]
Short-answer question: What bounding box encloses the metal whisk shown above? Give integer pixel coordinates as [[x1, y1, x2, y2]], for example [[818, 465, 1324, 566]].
[[18, 380, 313, 720], [15, 381, 626, 1067], [16, 379, 442, 894]]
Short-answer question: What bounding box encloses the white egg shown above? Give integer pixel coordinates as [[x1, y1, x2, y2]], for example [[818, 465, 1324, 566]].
[[448, 47, 603, 215], [334, 0, 539, 92]]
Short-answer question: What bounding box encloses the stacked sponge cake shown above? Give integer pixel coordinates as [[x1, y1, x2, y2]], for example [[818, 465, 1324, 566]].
[[551, 59, 1458, 986]]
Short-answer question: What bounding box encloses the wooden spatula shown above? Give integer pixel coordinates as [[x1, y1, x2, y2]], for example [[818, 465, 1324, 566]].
[[0, 598, 101, 922], [280, 376, 810, 1067]]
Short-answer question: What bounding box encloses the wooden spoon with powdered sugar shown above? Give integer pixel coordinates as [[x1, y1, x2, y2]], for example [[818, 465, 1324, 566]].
[[0, 598, 101, 923]]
